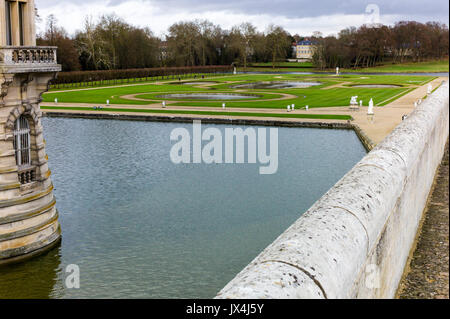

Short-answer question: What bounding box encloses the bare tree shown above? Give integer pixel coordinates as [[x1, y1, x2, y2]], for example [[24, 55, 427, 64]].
[[229, 22, 257, 70], [265, 25, 291, 68], [37, 15, 81, 71]]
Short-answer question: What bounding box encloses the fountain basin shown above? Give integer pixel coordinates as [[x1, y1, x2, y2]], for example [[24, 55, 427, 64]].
[[351, 84, 402, 88], [172, 81, 218, 85], [155, 93, 261, 100], [231, 81, 322, 89]]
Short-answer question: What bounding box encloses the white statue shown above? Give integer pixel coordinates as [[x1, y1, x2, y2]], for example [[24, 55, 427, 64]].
[[233, 67, 237, 75], [427, 84, 432, 95], [222, 103, 226, 109], [305, 105, 309, 110], [54, 98, 58, 104], [368, 99, 374, 115], [287, 105, 291, 112], [162, 101, 166, 108], [106, 100, 110, 105], [336, 67, 340, 75], [360, 100, 363, 107], [292, 104, 295, 110]]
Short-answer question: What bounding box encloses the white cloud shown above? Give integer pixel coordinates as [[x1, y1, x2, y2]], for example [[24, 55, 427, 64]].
[[34, 0, 447, 38]]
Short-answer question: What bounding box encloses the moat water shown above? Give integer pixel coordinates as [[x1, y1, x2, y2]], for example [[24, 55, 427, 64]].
[[0, 118, 366, 298]]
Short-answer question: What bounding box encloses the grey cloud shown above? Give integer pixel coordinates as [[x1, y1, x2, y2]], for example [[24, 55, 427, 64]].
[[111, 0, 448, 19], [36, 0, 449, 22]]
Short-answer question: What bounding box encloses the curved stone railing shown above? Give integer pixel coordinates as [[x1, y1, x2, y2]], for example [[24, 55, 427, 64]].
[[216, 81, 449, 299]]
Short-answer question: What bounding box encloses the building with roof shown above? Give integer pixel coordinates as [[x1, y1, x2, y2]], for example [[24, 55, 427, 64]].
[[296, 39, 317, 62]]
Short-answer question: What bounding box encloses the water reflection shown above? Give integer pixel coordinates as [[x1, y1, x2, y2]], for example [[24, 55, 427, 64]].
[[0, 242, 62, 299]]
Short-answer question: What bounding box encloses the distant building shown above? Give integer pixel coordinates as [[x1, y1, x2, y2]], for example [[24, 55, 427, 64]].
[[296, 39, 317, 62]]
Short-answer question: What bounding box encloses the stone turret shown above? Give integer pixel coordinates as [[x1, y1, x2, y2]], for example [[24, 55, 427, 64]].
[[0, 0, 62, 264]]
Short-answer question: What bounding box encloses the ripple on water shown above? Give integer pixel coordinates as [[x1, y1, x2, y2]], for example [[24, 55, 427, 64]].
[[0, 119, 367, 298]]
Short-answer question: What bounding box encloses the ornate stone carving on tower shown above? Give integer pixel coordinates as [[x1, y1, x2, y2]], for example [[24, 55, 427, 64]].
[[1, 0, 62, 264]]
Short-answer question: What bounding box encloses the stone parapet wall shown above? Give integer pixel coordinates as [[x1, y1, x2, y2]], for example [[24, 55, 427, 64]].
[[216, 81, 449, 299]]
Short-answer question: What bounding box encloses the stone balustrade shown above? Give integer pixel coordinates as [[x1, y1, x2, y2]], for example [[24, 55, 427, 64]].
[[0, 47, 59, 72]]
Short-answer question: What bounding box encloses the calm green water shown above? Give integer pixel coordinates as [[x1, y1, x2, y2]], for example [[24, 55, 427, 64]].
[[0, 118, 366, 298]]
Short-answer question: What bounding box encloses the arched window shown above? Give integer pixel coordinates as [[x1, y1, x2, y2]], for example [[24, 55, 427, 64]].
[[13, 116, 35, 184]]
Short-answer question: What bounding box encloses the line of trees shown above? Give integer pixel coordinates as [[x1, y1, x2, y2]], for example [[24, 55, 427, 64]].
[[36, 14, 448, 72], [312, 21, 449, 69], [37, 14, 293, 72]]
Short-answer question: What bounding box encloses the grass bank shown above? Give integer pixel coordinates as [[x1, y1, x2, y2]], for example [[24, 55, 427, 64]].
[[43, 73, 434, 109], [40, 106, 353, 121], [239, 59, 449, 74]]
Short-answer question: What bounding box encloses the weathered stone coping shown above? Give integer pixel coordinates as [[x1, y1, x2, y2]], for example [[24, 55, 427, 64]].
[[41, 112, 374, 152], [214, 81, 449, 298]]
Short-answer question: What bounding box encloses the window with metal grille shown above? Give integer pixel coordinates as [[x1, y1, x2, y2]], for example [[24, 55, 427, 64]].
[[13, 116, 31, 166], [13, 116, 36, 184]]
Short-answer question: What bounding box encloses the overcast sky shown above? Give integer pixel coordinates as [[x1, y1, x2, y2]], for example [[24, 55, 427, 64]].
[[35, 0, 449, 38]]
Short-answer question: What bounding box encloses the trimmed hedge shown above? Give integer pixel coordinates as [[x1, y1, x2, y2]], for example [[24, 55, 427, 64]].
[[53, 65, 233, 85]]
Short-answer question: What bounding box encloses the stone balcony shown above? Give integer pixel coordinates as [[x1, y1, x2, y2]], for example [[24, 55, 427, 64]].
[[0, 46, 61, 73]]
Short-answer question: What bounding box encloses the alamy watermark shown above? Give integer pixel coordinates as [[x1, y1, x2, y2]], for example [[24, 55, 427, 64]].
[[65, 264, 80, 289], [170, 120, 279, 175], [365, 4, 381, 25]]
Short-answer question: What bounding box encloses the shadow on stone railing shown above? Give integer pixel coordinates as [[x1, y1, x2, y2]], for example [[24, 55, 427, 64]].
[[216, 81, 449, 299]]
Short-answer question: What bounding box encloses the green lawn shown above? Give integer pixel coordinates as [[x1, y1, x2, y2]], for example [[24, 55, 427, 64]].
[[42, 73, 435, 109], [49, 72, 230, 91], [342, 60, 449, 73], [248, 62, 314, 68], [240, 59, 449, 74], [41, 106, 352, 121]]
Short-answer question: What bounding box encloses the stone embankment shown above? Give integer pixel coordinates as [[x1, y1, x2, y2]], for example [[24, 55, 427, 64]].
[[216, 82, 449, 299]]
